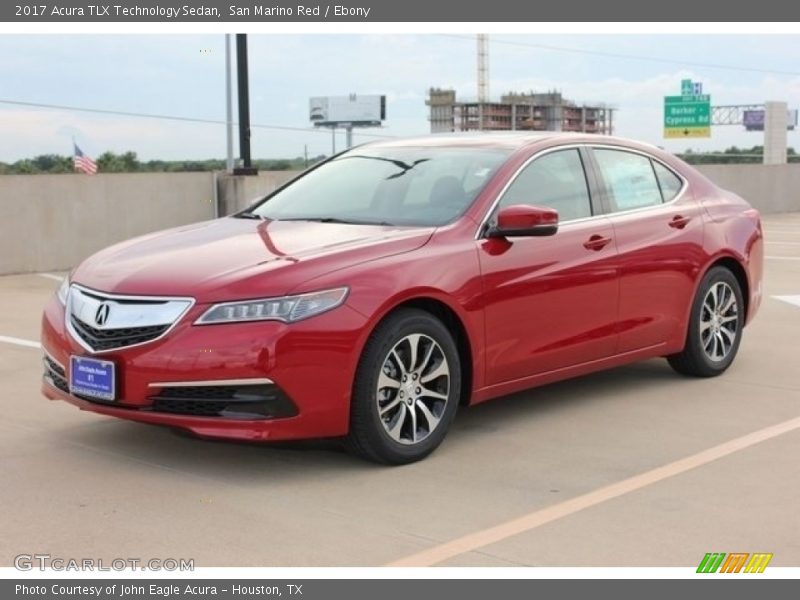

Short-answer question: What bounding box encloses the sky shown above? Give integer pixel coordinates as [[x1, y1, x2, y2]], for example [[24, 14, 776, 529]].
[[1, 33, 800, 161]]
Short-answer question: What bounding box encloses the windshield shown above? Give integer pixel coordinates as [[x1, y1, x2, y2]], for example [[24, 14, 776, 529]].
[[249, 146, 510, 226]]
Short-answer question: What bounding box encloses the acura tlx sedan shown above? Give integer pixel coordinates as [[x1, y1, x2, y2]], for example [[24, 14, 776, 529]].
[[41, 133, 764, 464]]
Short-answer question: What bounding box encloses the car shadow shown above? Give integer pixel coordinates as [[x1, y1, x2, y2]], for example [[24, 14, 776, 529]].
[[58, 359, 683, 479], [452, 359, 678, 436]]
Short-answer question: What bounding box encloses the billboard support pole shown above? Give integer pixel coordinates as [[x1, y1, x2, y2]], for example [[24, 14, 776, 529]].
[[345, 125, 353, 149]]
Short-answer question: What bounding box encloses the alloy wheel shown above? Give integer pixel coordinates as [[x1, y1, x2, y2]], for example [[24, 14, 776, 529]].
[[375, 333, 450, 445], [699, 281, 739, 362]]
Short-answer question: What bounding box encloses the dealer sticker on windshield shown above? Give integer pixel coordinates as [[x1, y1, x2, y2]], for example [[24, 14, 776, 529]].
[[69, 356, 116, 401]]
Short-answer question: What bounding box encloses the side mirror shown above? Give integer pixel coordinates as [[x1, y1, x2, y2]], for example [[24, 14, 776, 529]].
[[488, 204, 559, 238]]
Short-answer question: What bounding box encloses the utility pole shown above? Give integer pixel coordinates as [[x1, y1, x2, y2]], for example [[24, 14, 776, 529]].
[[224, 34, 234, 173], [233, 33, 257, 175]]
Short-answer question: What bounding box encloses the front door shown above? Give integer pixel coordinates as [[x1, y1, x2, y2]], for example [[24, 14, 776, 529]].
[[478, 148, 620, 385]]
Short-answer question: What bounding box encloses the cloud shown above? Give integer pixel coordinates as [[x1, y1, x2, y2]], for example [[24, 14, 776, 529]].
[[0, 108, 224, 161], [2, 34, 799, 159]]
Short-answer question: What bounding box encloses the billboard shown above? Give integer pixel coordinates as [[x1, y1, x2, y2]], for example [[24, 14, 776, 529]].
[[743, 109, 798, 131], [309, 94, 386, 126]]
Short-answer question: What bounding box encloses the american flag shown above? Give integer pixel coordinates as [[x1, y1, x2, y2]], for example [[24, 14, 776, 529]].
[[73, 143, 97, 175]]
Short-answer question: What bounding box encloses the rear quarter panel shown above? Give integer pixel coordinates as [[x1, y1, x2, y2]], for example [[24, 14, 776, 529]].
[[693, 176, 764, 325], [646, 153, 764, 326]]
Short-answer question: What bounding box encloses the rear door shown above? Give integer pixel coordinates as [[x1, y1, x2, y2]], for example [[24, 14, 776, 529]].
[[588, 147, 705, 352], [478, 147, 620, 384]]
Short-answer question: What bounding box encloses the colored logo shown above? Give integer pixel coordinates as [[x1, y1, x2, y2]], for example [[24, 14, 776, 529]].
[[697, 552, 773, 573]]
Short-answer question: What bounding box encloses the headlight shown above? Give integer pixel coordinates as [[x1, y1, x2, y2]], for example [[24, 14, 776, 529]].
[[56, 276, 70, 306], [195, 287, 349, 325]]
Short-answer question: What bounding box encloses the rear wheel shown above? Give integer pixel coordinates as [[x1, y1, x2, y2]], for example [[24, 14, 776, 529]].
[[668, 266, 744, 377], [347, 308, 461, 465]]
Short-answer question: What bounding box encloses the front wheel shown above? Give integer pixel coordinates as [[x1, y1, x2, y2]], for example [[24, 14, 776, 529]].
[[668, 266, 745, 377], [347, 308, 461, 465]]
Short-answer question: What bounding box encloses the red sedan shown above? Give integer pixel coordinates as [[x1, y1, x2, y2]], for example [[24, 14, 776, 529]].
[[41, 133, 763, 464]]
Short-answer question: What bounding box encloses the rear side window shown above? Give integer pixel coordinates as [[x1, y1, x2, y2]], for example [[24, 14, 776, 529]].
[[653, 161, 684, 202], [499, 149, 592, 221], [594, 149, 663, 212]]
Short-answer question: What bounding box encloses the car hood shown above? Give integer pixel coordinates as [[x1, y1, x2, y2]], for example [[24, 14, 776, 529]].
[[72, 217, 435, 302]]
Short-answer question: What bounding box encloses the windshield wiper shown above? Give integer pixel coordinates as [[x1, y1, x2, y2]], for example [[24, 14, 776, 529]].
[[339, 155, 431, 180], [234, 211, 264, 220], [278, 217, 395, 226]]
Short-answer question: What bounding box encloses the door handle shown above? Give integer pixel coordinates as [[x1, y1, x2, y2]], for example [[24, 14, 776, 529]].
[[669, 215, 691, 229], [583, 234, 612, 251]]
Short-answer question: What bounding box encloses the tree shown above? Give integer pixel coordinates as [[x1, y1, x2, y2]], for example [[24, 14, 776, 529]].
[[96, 151, 123, 172], [121, 151, 139, 172], [1, 150, 323, 174], [13, 159, 37, 174], [678, 145, 798, 165], [32, 154, 72, 173]]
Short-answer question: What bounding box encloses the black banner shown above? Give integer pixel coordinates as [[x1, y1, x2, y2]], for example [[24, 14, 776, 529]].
[[5, 579, 799, 600], [3, 0, 800, 22]]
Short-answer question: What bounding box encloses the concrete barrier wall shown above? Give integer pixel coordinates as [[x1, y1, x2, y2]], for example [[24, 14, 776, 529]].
[[0, 171, 304, 275], [696, 164, 800, 214], [216, 171, 300, 215], [1, 164, 798, 276], [1, 172, 216, 275]]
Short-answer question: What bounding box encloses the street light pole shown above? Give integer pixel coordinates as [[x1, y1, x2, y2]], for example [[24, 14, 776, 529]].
[[233, 33, 257, 175]]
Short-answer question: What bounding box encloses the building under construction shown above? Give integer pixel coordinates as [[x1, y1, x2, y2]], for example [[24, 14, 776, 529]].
[[427, 88, 615, 135]]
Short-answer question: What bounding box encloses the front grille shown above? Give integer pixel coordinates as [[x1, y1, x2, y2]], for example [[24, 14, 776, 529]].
[[152, 399, 233, 417], [70, 315, 169, 352], [66, 285, 192, 352], [44, 355, 66, 378], [149, 384, 297, 420], [43, 355, 69, 393], [156, 386, 241, 400]]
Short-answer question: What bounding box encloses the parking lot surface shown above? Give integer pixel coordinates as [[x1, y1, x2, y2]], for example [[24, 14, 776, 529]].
[[1, 213, 799, 568]]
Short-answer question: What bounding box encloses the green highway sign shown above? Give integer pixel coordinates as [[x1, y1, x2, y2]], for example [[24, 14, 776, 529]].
[[664, 79, 711, 138]]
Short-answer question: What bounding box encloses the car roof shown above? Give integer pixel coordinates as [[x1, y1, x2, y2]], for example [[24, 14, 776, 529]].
[[362, 132, 661, 153]]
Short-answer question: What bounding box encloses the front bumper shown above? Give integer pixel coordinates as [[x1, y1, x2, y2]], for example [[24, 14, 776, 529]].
[[40, 295, 369, 441]]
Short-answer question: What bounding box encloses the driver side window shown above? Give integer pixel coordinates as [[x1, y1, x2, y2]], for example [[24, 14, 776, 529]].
[[498, 149, 593, 221]]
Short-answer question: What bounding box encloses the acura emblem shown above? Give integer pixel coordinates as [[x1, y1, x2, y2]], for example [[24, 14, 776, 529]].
[[94, 303, 111, 327]]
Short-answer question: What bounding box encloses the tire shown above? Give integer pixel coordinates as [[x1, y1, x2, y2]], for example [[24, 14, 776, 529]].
[[667, 266, 745, 377], [347, 308, 461, 465]]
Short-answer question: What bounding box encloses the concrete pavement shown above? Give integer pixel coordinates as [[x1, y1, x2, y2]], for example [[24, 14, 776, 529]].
[[1, 213, 798, 568]]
